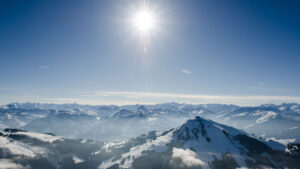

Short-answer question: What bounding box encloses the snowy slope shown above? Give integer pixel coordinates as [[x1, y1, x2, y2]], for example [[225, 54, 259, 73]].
[[0, 117, 299, 169], [99, 116, 298, 169]]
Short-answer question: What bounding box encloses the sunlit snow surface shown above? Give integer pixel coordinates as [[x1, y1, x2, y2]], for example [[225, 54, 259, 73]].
[[254, 111, 277, 124], [99, 117, 285, 169]]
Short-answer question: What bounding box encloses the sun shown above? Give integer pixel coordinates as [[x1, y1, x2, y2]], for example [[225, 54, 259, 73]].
[[132, 10, 155, 34]]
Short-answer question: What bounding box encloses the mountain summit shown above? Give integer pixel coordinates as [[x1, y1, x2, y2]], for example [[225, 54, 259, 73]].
[[100, 116, 299, 169]]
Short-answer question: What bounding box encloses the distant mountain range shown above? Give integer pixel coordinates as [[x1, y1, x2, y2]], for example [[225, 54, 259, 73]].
[[1, 102, 299, 144], [0, 116, 299, 169]]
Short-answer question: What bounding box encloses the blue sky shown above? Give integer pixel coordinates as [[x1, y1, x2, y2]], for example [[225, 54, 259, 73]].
[[0, 0, 300, 105]]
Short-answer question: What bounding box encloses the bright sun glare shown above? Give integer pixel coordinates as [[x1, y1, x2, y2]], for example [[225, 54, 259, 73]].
[[133, 10, 155, 34]]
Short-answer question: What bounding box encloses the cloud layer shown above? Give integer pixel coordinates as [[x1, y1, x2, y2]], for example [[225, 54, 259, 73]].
[[1, 91, 300, 106], [171, 148, 206, 167]]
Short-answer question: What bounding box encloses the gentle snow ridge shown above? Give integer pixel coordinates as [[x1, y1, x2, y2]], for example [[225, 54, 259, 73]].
[[255, 111, 277, 124]]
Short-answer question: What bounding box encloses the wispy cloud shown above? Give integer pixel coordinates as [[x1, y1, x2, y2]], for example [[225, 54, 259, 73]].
[[181, 69, 192, 74], [38, 65, 50, 70], [91, 91, 300, 106]]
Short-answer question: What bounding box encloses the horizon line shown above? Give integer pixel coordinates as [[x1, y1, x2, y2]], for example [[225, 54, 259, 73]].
[[1, 91, 300, 106]]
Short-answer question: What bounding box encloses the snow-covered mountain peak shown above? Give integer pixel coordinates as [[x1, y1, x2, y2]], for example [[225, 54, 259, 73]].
[[111, 109, 149, 119], [136, 105, 149, 113], [100, 116, 289, 169], [173, 116, 245, 142]]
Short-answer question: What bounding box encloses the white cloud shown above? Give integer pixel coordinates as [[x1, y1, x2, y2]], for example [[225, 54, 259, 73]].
[[181, 69, 192, 74], [0, 159, 29, 169], [0, 137, 36, 157], [72, 155, 84, 164], [171, 148, 206, 167], [16, 131, 63, 143]]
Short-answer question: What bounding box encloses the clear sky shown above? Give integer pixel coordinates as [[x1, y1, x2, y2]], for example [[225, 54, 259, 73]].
[[0, 0, 300, 105]]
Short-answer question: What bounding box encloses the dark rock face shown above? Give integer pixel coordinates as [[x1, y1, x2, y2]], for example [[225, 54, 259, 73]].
[[175, 117, 211, 142], [234, 134, 273, 154], [4, 128, 26, 133], [210, 154, 239, 169]]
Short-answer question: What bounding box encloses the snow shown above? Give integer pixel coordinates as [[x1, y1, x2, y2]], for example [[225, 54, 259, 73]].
[[233, 112, 247, 117], [160, 111, 166, 114], [119, 132, 171, 168], [0, 106, 9, 109], [113, 109, 133, 118], [147, 117, 157, 122], [80, 139, 87, 143], [289, 126, 298, 130], [176, 118, 248, 169], [86, 110, 97, 116], [262, 139, 285, 151], [72, 155, 84, 164], [98, 158, 116, 169], [266, 137, 296, 146], [15, 118, 26, 127], [100, 141, 126, 153], [6, 114, 12, 120], [102, 141, 125, 151], [290, 105, 299, 111], [252, 110, 264, 116], [99, 117, 251, 169], [244, 124, 253, 129], [191, 110, 204, 115], [99, 130, 172, 169], [30, 114, 47, 118], [0, 103, 299, 168], [255, 111, 277, 124]]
